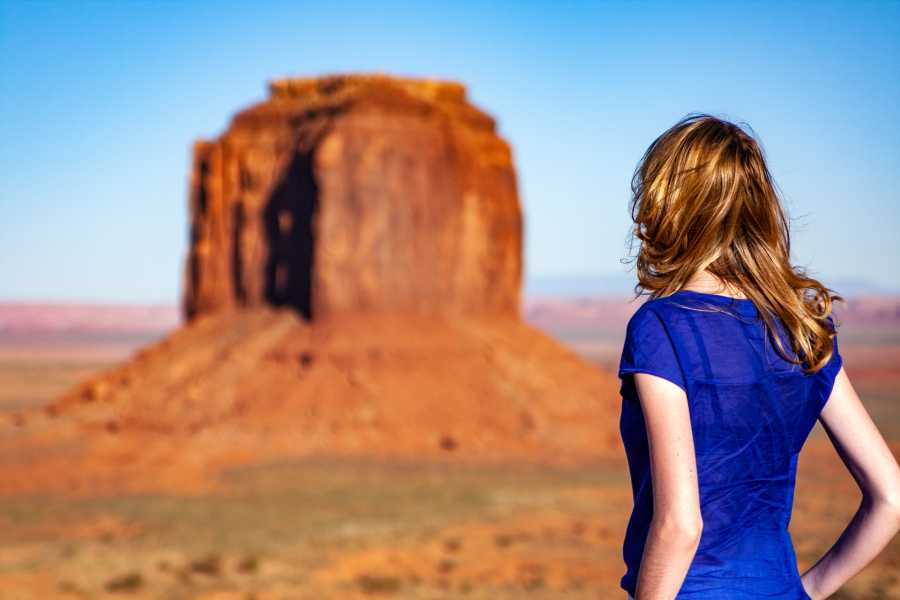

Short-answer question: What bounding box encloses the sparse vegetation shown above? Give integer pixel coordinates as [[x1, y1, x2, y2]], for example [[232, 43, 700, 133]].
[[104, 571, 143, 592], [356, 572, 403, 594]]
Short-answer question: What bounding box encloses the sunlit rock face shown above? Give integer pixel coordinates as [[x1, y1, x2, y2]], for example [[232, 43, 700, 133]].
[[184, 73, 523, 322]]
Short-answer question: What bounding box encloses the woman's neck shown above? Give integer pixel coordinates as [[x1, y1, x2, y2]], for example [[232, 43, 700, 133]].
[[682, 271, 749, 299]]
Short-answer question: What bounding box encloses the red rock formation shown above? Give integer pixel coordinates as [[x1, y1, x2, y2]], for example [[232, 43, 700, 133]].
[[2, 74, 621, 496], [184, 74, 523, 321]]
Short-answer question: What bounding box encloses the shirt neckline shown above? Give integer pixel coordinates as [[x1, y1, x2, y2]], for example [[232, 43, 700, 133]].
[[674, 288, 753, 302], [671, 289, 759, 315]]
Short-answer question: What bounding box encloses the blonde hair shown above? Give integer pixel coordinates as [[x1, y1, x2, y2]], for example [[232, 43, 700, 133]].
[[625, 112, 844, 374]]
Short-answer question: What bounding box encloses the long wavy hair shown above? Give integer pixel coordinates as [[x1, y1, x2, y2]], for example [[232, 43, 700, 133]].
[[625, 112, 844, 374]]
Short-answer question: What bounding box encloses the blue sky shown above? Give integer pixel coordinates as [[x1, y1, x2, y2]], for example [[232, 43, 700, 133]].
[[1, 0, 898, 302]]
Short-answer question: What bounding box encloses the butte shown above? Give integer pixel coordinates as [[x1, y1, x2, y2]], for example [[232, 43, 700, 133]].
[[2, 74, 622, 496]]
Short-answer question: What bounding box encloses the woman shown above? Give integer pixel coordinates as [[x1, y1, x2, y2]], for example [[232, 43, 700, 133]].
[[617, 113, 900, 599]]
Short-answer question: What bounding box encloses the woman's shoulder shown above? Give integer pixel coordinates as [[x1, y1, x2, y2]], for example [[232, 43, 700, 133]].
[[624, 298, 679, 340], [625, 298, 664, 328], [626, 293, 697, 324]]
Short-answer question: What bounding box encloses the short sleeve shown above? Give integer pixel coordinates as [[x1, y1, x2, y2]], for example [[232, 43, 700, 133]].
[[813, 314, 843, 413], [618, 305, 687, 395]]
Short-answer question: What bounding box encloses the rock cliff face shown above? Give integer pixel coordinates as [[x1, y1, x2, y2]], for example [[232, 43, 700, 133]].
[[184, 74, 523, 321]]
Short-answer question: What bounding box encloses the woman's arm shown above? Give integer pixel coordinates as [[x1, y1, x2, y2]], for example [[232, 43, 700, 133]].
[[800, 366, 900, 600], [633, 372, 703, 600]]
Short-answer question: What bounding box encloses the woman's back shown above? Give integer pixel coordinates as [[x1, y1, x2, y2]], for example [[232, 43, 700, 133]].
[[618, 288, 842, 599]]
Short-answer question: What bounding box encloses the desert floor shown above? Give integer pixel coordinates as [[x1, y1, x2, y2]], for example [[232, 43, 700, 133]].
[[1, 316, 897, 599]]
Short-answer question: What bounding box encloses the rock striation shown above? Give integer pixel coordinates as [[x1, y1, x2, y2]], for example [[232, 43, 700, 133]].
[[184, 73, 523, 321]]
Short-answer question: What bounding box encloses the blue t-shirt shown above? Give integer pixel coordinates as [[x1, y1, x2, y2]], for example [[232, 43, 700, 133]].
[[618, 288, 843, 599]]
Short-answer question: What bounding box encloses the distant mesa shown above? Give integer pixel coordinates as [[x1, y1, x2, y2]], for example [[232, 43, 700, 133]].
[[185, 72, 522, 321], [2, 74, 620, 496]]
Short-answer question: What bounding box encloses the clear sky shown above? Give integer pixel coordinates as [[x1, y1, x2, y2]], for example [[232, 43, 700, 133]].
[[2, 0, 898, 302]]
